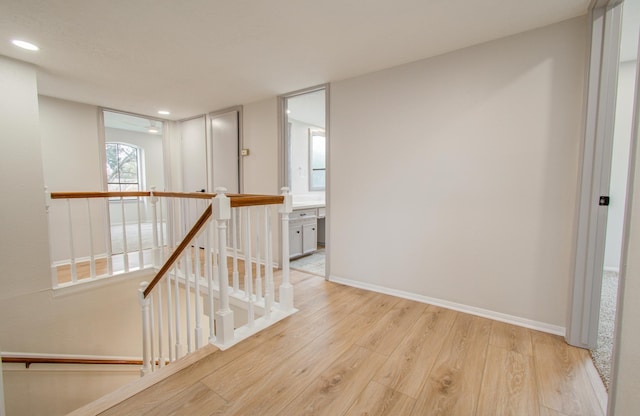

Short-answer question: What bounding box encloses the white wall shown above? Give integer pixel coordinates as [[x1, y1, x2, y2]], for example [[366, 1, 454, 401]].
[[243, 98, 279, 195], [39, 96, 108, 261], [0, 57, 51, 299], [329, 17, 587, 330], [0, 58, 155, 414], [604, 60, 637, 271]]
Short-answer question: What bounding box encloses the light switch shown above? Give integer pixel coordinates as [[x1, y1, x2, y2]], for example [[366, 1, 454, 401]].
[[241, 148, 250, 156]]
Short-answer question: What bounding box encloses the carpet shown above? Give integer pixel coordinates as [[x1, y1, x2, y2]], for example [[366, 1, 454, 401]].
[[290, 249, 326, 276], [591, 270, 619, 390]]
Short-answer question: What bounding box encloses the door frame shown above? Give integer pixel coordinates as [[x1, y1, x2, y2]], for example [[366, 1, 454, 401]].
[[566, 0, 624, 349], [278, 84, 330, 279]]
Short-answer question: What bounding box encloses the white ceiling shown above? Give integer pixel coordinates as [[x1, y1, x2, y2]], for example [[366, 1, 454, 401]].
[[0, 0, 591, 121]]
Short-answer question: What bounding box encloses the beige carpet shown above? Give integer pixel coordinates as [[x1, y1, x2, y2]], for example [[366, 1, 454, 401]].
[[290, 248, 325, 276], [591, 270, 619, 390]]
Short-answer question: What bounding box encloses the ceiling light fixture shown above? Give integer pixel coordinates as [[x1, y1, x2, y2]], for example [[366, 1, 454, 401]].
[[11, 39, 39, 51], [148, 128, 159, 134], [158, 110, 170, 115]]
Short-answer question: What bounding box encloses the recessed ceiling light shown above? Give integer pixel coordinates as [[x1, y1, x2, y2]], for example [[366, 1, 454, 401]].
[[157, 110, 170, 115], [148, 128, 159, 134], [11, 39, 39, 51]]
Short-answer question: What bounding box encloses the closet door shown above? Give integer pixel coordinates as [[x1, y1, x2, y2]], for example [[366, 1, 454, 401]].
[[210, 109, 240, 193], [181, 116, 208, 193]]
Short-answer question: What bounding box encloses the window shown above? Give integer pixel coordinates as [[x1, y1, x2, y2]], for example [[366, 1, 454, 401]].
[[309, 129, 326, 191], [106, 142, 143, 192]]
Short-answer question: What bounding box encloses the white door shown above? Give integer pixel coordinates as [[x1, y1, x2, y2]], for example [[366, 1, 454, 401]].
[[210, 110, 240, 193], [181, 116, 208, 192]]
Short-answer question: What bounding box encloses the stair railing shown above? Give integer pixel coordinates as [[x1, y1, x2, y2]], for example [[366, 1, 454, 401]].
[[138, 187, 295, 376]]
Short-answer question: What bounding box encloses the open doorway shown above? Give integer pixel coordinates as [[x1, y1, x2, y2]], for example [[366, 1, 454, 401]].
[[102, 109, 167, 269], [591, 0, 640, 390], [281, 86, 328, 277]]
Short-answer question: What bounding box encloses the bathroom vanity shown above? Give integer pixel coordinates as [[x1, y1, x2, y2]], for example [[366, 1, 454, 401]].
[[289, 203, 325, 258]]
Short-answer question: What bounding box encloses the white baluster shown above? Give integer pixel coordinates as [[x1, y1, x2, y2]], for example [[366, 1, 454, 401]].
[[232, 209, 240, 293], [86, 199, 96, 279], [194, 232, 203, 349], [243, 207, 255, 327], [279, 187, 294, 311], [137, 196, 144, 269], [66, 199, 77, 283], [158, 197, 166, 262], [120, 196, 129, 272], [206, 219, 216, 343], [138, 281, 151, 376], [255, 207, 263, 303], [103, 198, 113, 276], [214, 188, 234, 346], [174, 263, 183, 359], [264, 205, 273, 320], [156, 283, 165, 368], [150, 188, 160, 268], [165, 265, 174, 362], [149, 293, 156, 372], [184, 247, 193, 353]]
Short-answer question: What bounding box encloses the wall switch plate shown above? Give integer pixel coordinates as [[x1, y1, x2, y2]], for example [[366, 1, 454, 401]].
[[241, 148, 250, 156]]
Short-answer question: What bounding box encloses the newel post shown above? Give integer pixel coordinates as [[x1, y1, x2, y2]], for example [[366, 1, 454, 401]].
[[279, 187, 294, 311], [213, 187, 234, 346], [138, 281, 152, 377]]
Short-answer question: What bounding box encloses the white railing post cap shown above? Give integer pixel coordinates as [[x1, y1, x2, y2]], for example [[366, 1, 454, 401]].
[[213, 187, 231, 220], [280, 187, 293, 214]]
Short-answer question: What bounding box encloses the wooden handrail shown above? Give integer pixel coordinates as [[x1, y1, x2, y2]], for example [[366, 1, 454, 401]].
[[143, 204, 213, 298], [49, 191, 284, 207], [1, 356, 167, 368]]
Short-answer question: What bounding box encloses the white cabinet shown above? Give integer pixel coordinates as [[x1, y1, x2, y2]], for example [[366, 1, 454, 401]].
[[289, 208, 318, 258], [302, 223, 317, 254]]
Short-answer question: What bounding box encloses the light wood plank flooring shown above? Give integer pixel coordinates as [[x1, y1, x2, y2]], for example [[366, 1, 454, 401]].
[[73, 269, 607, 416]]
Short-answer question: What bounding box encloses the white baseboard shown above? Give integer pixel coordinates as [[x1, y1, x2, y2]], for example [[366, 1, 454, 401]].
[[329, 275, 566, 337]]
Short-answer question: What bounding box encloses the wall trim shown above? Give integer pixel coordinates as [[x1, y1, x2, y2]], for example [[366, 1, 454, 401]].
[[329, 275, 566, 336]]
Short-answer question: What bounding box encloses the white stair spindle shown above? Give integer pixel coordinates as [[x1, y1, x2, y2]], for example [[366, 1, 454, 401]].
[[103, 197, 113, 276], [120, 196, 129, 272], [136, 196, 144, 269], [86, 199, 96, 279], [156, 284, 165, 368], [194, 233, 203, 349], [232, 209, 239, 293], [184, 246, 193, 353], [173, 263, 183, 359], [264, 205, 273, 320], [243, 207, 255, 327], [149, 293, 156, 372], [66, 199, 77, 283], [206, 220, 216, 343], [214, 188, 234, 346], [138, 281, 151, 376], [159, 197, 166, 262], [150, 188, 160, 268], [165, 266, 174, 362], [255, 207, 263, 303]]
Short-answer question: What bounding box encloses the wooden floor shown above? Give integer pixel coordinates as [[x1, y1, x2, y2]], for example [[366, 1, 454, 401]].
[[73, 269, 607, 416]]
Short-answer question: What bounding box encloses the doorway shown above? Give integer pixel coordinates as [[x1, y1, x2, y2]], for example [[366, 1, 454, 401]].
[[101, 109, 167, 269], [281, 86, 328, 277], [591, 0, 639, 390]]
